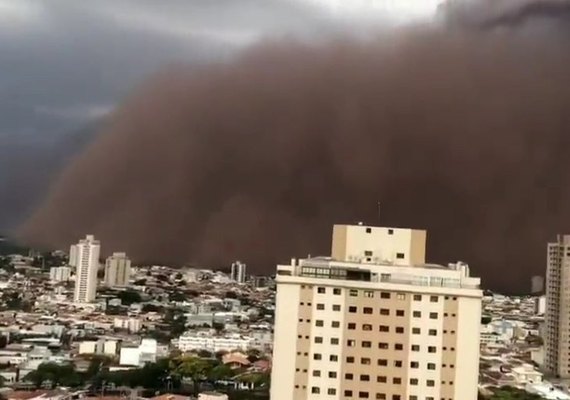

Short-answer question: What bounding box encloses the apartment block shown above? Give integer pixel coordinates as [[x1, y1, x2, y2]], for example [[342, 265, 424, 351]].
[[104, 252, 131, 287], [545, 235, 570, 377], [271, 223, 482, 400]]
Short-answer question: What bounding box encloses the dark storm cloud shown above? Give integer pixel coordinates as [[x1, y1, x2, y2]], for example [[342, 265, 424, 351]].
[[19, 0, 570, 292], [0, 0, 342, 230]]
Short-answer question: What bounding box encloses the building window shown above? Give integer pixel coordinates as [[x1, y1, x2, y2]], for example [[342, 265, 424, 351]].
[[393, 378, 402, 384], [428, 329, 437, 336], [412, 327, 421, 334], [348, 323, 356, 330], [397, 293, 405, 300], [328, 388, 336, 395], [317, 303, 325, 310], [396, 327, 404, 334], [395, 343, 403, 350], [333, 288, 341, 295], [313, 354, 322, 360], [333, 304, 341, 311], [315, 337, 323, 343], [378, 359, 388, 366], [410, 361, 419, 368], [312, 370, 321, 377], [365, 250, 373, 256], [350, 289, 358, 297], [394, 360, 402, 367], [428, 346, 437, 353], [430, 295, 439, 302], [376, 395, 386, 400], [379, 325, 389, 332], [329, 355, 338, 362], [413, 294, 422, 301], [317, 287, 325, 293], [364, 290, 374, 298], [331, 321, 340, 328], [361, 357, 371, 365], [410, 379, 418, 385], [345, 373, 354, 380], [429, 312, 438, 319], [363, 324, 373, 331], [360, 375, 370, 381], [316, 320, 324, 327], [396, 253, 405, 259], [347, 356, 355, 363], [362, 341, 372, 348], [331, 338, 339, 345], [377, 376, 387, 383], [392, 396, 401, 400], [347, 339, 356, 347], [379, 342, 389, 349], [345, 391, 353, 397], [366, 228, 372, 233], [328, 371, 337, 378], [396, 310, 405, 316], [427, 363, 436, 370], [311, 387, 320, 394], [426, 380, 435, 387], [411, 345, 420, 351], [380, 292, 391, 299], [349, 306, 358, 313], [380, 308, 390, 315], [363, 307, 373, 314], [359, 392, 369, 399], [413, 311, 421, 318]]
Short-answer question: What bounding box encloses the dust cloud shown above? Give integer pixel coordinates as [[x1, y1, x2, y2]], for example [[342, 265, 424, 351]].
[[19, 0, 570, 292]]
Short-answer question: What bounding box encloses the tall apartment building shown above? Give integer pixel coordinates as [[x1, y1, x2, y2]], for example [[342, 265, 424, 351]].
[[271, 223, 482, 400], [104, 252, 131, 287], [231, 261, 247, 284], [69, 244, 78, 267], [73, 235, 100, 303], [545, 234, 570, 377], [50, 266, 71, 282]]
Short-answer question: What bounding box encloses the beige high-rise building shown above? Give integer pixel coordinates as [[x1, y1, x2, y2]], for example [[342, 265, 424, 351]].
[[73, 235, 100, 303], [104, 252, 131, 287], [271, 223, 482, 400], [545, 235, 570, 377]]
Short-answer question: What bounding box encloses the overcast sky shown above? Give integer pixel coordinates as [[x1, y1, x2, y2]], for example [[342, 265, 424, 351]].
[[0, 0, 450, 139]]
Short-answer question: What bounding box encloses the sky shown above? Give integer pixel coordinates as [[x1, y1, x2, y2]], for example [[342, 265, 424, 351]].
[[0, 0, 444, 141]]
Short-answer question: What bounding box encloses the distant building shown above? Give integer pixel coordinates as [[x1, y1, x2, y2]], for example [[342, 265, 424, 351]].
[[73, 235, 100, 303], [69, 244, 78, 267], [114, 317, 141, 333], [271, 223, 482, 400], [531, 275, 544, 294], [104, 252, 131, 287], [545, 234, 570, 377], [78, 339, 118, 356], [230, 261, 246, 284], [119, 338, 157, 366], [49, 266, 71, 282], [535, 295, 546, 315], [177, 332, 255, 353]]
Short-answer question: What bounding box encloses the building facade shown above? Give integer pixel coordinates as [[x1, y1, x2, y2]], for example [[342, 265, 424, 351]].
[[104, 252, 131, 287], [545, 235, 570, 377], [231, 261, 247, 284], [271, 223, 482, 400], [73, 235, 100, 303], [50, 266, 71, 282]]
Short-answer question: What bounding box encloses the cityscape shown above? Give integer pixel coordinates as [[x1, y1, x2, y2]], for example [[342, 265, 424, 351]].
[[0, 222, 563, 400], [0, 0, 569, 400]]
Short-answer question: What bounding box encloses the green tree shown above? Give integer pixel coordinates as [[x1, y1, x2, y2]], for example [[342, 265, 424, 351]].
[[171, 356, 213, 394], [118, 290, 142, 306], [488, 386, 543, 400], [209, 364, 234, 382]]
